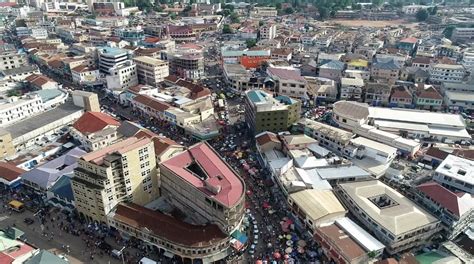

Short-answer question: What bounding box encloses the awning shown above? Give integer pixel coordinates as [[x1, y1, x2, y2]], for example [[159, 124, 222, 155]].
[[9, 200, 23, 208], [163, 251, 174, 258], [230, 238, 244, 251], [231, 230, 248, 244]]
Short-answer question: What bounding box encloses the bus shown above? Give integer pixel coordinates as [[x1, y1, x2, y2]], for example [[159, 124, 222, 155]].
[[9, 200, 25, 212]]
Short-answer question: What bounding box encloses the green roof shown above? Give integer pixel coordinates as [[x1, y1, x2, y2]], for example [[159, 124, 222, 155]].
[[247, 90, 267, 103], [3, 226, 24, 240], [24, 250, 68, 264], [0, 231, 22, 251], [33, 89, 63, 103], [415, 252, 447, 264]]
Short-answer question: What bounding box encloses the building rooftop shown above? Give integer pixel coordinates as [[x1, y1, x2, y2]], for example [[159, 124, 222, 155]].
[[289, 189, 346, 222], [436, 155, 474, 186], [81, 137, 152, 166], [445, 90, 474, 102], [160, 142, 244, 208], [282, 134, 317, 146], [298, 118, 354, 144], [98, 46, 128, 57], [0, 162, 25, 182], [133, 56, 167, 66], [1, 65, 38, 76], [339, 180, 439, 235], [72, 112, 120, 135], [267, 67, 305, 82]]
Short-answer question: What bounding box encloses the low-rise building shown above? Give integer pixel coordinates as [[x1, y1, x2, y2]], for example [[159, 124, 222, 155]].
[[0, 162, 25, 189], [71, 65, 101, 85], [267, 67, 307, 99], [0, 65, 40, 82], [434, 155, 473, 194], [414, 85, 443, 111], [25, 74, 59, 90], [133, 56, 169, 87], [296, 118, 354, 153], [245, 90, 301, 134], [429, 63, 466, 83], [340, 77, 364, 102], [70, 112, 121, 151], [444, 90, 474, 112], [364, 82, 391, 106], [336, 180, 440, 254], [389, 86, 413, 108], [0, 94, 44, 126], [251, 6, 278, 17], [370, 59, 400, 84], [318, 60, 345, 82], [223, 64, 265, 92], [452, 27, 474, 43]]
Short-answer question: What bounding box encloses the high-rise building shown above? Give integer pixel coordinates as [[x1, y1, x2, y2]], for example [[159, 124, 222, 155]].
[[97, 46, 131, 74], [133, 56, 169, 87], [72, 137, 159, 223]]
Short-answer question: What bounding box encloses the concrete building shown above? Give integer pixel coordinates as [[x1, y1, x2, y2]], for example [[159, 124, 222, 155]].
[[434, 155, 473, 194], [461, 48, 474, 72], [71, 90, 101, 112], [245, 90, 301, 134], [0, 45, 27, 71], [267, 67, 307, 99], [340, 77, 364, 102], [251, 7, 278, 17], [97, 46, 131, 74], [70, 112, 121, 151], [318, 60, 345, 82], [71, 65, 100, 85], [259, 24, 276, 40], [133, 56, 169, 87], [364, 82, 391, 106], [0, 94, 44, 126], [336, 180, 440, 254], [429, 63, 466, 83], [314, 217, 385, 264], [444, 90, 474, 112], [333, 101, 470, 143], [167, 49, 204, 80], [370, 59, 400, 84], [0, 65, 40, 82], [452, 27, 474, 43], [223, 64, 265, 92], [416, 181, 474, 240], [105, 60, 138, 93], [160, 142, 245, 234], [72, 137, 159, 223]]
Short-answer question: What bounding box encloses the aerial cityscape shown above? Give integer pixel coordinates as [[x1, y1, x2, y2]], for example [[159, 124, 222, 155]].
[[0, 0, 473, 264]]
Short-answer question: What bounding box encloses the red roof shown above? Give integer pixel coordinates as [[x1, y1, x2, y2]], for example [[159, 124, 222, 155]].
[[391, 87, 412, 99], [416, 86, 442, 100], [113, 203, 227, 247], [144, 37, 160, 43], [161, 142, 244, 207], [424, 147, 449, 160], [256, 132, 280, 146], [25, 74, 54, 87], [0, 253, 14, 264], [0, 162, 26, 182], [176, 80, 211, 100], [72, 112, 120, 134], [133, 95, 171, 112], [400, 37, 418, 44], [417, 181, 471, 217], [267, 67, 305, 81], [134, 130, 181, 157]]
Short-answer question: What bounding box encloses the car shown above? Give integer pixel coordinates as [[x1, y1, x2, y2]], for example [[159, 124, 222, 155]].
[[24, 218, 34, 225], [97, 241, 112, 251]]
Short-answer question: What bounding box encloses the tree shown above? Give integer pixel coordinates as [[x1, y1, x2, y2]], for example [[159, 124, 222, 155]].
[[352, 3, 362, 10], [319, 6, 329, 20], [223, 4, 235, 12], [428, 5, 438, 15], [7, 89, 20, 97], [443, 25, 456, 39], [371, 0, 384, 7], [246, 39, 257, 48], [259, 21, 265, 26], [229, 12, 240, 23], [169, 13, 177, 19], [222, 24, 233, 34], [415, 9, 429, 21], [284, 7, 294, 14], [275, 3, 282, 10]]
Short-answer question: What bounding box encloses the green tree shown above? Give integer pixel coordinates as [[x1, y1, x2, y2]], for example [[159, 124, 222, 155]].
[[371, 0, 384, 7], [443, 25, 456, 39], [246, 39, 257, 48], [284, 7, 294, 14], [352, 3, 362, 10], [319, 6, 329, 20], [7, 89, 20, 97], [223, 4, 235, 12], [429, 5, 438, 15], [275, 3, 282, 10], [415, 9, 429, 21], [229, 12, 240, 23], [223, 24, 233, 34], [169, 13, 177, 19]]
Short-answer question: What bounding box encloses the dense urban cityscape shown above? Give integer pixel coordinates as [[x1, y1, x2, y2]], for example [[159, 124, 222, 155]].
[[0, 0, 473, 264]]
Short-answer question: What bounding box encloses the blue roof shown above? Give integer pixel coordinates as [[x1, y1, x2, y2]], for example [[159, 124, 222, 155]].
[[247, 90, 268, 103], [98, 46, 128, 56], [275, 95, 297, 105], [320, 60, 345, 70], [33, 89, 63, 103], [49, 175, 74, 202]]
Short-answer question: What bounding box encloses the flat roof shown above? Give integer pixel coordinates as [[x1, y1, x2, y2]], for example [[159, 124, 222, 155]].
[[445, 90, 474, 102], [3, 102, 83, 138], [289, 189, 346, 222], [317, 165, 370, 180], [299, 118, 354, 144], [335, 217, 385, 252], [133, 56, 167, 65], [350, 137, 397, 156], [435, 154, 474, 185], [160, 142, 244, 208], [81, 137, 151, 165], [368, 107, 466, 128], [339, 180, 439, 235]]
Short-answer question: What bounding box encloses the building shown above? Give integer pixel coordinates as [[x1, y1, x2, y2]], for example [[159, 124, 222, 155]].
[[71, 90, 100, 112], [71, 65, 100, 85], [251, 7, 278, 17], [336, 180, 440, 254], [72, 137, 159, 223], [245, 90, 301, 134], [389, 86, 413, 108], [333, 101, 470, 143], [0, 162, 25, 189], [0, 65, 40, 82], [105, 60, 138, 92], [97, 46, 131, 74], [133, 56, 169, 87], [223, 64, 265, 92], [287, 189, 347, 233], [429, 63, 466, 83], [416, 181, 474, 239], [70, 112, 121, 151], [318, 60, 345, 82], [0, 94, 44, 126], [414, 85, 443, 111], [167, 48, 204, 80], [451, 27, 474, 43], [314, 217, 385, 264], [433, 155, 473, 194], [461, 48, 474, 72], [444, 90, 474, 112], [364, 82, 391, 106], [160, 142, 245, 234], [402, 4, 431, 14], [340, 78, 364, 102], [259, 24, 276, 40], [370, 59, 400, 84], [267, 67, 307, 99], [24, 74, 59, 90], [0, 45, 27, 71]]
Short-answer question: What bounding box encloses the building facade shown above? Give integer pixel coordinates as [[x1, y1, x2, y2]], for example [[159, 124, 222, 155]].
[[133, 56, 169, 87]]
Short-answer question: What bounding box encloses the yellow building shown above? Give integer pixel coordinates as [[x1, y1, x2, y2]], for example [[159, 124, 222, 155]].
[[72, 137, 159, 223], [0, 130, 15, 160]]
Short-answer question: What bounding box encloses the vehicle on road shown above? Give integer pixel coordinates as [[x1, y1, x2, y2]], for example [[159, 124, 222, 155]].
[[24, 217, 34, 225]]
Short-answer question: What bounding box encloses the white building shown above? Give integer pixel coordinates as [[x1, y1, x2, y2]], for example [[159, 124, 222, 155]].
[[71, 65, 101, 84], [452, 27, 474, 43], [30, 27, 48, 40], [434, 155, 473, 194], [133, 56, 169, 87], [98, 46, 131, 74], [444, 90, 474, 112], [106, 61, 138, 93], [267, 67, 307, 99], [251, 7, 278, 17], [429, 63, 466, 83], [340, 77, 364, 101], [0, 48, 27, 71], [402, 4, 431, 14], [260, 24, 276, 40], [461, 48, 474, 72], [0, 94, 43, 126]]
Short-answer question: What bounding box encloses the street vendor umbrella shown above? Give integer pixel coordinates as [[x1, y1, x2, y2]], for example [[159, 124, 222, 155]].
[[297, 247, 305, 254], [286, 234, 292, 240], [256, 260, 263, 264], [297, 240, 307, 247], [267, 243, 272, 248], [263, 201, 271, 209], [273, 252, 281, 259], [285, 247, 293, 254], [284, 254, 289, 259], [286, 240, 293, 246]]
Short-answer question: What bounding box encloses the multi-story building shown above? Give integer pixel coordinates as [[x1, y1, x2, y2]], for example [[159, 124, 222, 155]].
[[370, 59, 400, 84], [364, 82, 391, 106], [251, 6, 278, 17], [72, 137, 159, 223], [416, 181, 474, 240], [97, 46, 131, 74], [160, 142, 245, 234], [451, 27, 474, 43], [318, 60, 345, 82], [72, 90, 101, 112], [0, 45, 27, 71], [433, 155, 473, 194], [133, 56, 169, 87], [71, 65, 101, 85], [340, 77, 364, 102], [114, 27, 145, 44], [461, 48, 474, 72], [0, 94, 44, 126], [259, 24, 276, 40], [429, 63, 466, 83], [105, 60, 138, 92], [167, 49, 204, 80], [70, 112, 121, 151], [267, 67, 307, 99], [336, 180, 440, 254], [29, 27, 48, 40], [245, 90, 301, 134]]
